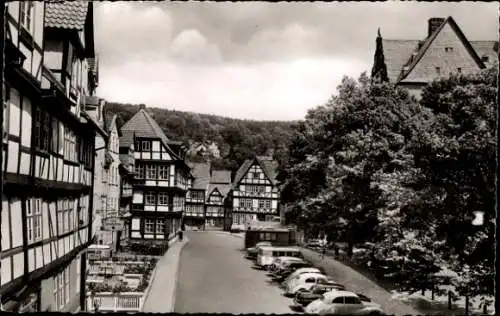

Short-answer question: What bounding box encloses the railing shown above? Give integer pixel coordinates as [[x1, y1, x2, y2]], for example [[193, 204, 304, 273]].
[[87, 292, 144, 312]]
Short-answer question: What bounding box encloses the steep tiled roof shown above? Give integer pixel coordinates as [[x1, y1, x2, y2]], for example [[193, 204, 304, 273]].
[[119, 109, 173, 155], [470, 41, 499, 67], [189, 163, 211, 190], [104, 112, 116, 133], [256, 156, 279, 185], [207, 183, 232, 200], [382, 17, 490, 84], [382, 40, 420, 83], [210, 170, 232, 184], [45, 1, 89, 30], [232, 159, 253, 188]]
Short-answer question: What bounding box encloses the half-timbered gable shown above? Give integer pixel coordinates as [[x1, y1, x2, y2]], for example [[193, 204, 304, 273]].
[[205, 170, 232, 229], [379, 16, 497, 98], [184, 163, 210, 229], [119, 106, 189, 251], [230, 156, 280, 227], [1, 1, 100, 312]]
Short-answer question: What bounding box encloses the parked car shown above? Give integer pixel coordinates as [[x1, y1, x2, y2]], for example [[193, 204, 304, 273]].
[[293, 283, 347, 308], [269, 256, 305, 273], [284, 273, 329, 297], [304, 290, 384, 315], [246, 241, 272, 260], [281, 267, 325, 289], [273, 261, 315, 281]]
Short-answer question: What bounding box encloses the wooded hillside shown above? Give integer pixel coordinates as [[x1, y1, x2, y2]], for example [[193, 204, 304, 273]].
[[104, 102, 298, 171]]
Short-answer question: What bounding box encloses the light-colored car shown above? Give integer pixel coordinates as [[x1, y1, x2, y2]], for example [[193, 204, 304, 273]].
[[287, 278, 343, 297], [246, 241, 272, 259], [284, 273, 328, 296], [282, 267, 324, 286], [304, 290, 384, 315], [270, 256, 304, 272]]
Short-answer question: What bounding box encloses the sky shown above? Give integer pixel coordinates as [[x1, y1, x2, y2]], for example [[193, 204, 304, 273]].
[[94, 1, 498, 121]]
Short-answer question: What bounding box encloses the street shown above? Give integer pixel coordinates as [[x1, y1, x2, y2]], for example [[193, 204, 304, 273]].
[[174, 232, 295, 313]]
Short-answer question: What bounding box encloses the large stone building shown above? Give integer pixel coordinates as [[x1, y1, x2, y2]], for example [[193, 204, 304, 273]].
[[228, 156, 280, 230], [119, 105, 190, 254], [1, 1, 101, 312], [375, 16, 498, 98]]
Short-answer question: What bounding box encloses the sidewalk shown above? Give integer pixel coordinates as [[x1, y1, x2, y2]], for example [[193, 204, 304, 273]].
[[142, 238, 188, 312], [219, 232, 420, 315]]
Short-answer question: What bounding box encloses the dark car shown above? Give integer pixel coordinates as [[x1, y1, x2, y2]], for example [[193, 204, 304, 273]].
[[293, 283, 346, 308]]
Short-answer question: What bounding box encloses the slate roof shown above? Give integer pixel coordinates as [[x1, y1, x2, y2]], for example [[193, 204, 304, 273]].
[[119, 109, 173, 155], [210, 170, 232, 184], [207, 183, 232, 200], [381, 16, 496, 84], [45, 1, 89, 30], [104, 112, 115, 133], [232, 156, 279, 187], [189, 163, 211, 190], [470, 41, 498, 67]]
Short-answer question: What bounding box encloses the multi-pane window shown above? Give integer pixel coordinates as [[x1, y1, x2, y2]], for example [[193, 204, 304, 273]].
[[145, 192, 155, 205], [258, 199, 265, 209], [34, 108, 51, 152], [64, 128, 76, 161], [190, 190, 204, 200], [241, 199, 253, 209], [265, 200, 272, 209], [136, 164, 145, 179], [53, 266, 70, 310], [27, 198, 42, 243], [158, 193, 169, 205], [144, 219, 155, 233], [146, 165, 156, 179], [156, 219, 165, 234], [19, 1, 34, 32], [158, 165, 169, 179], [142, 141, 151, 151]]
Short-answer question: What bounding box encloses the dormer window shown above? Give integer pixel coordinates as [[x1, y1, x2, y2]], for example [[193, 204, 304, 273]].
[[445, 47, 453, 53], [435, 67, 441, 75], [481, 55, 490, 63], [20, 2, 34, 32], [457, 68, 462, 73], [142, 141, 151, 151]]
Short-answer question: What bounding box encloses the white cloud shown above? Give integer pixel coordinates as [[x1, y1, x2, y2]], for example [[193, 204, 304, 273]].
[[169, 29, 223, 64], [97, 57, 368, 121]]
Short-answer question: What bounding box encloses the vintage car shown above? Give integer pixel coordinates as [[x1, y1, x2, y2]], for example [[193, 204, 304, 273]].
[[246, 241, 272, 260], [304, 290, 384, 315], [293, 283, 346, 308]]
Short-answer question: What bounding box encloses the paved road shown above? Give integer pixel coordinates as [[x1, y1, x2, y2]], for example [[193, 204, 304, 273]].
[[174, 231, 295, 313]]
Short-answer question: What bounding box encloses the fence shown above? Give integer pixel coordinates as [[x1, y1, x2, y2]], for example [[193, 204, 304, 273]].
[[87, 292, 145, 312]]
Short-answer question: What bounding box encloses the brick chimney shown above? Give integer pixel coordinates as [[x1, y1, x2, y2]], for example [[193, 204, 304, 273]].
[[428, 18, 445, 37]]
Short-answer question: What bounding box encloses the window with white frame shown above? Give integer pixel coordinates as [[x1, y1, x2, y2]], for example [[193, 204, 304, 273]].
[[53, 265, 70, 311], [158, 193, 169, 205], [27, 198, 42, 243], [144, 219, 155, 233], [19, 1, 34, 32], [156, 219, 165, 234], [265, 200, 272, 209], [136, 164, 145, 179], [158, 165, 169, 180], [241, 199, 253, 209], [144, 192, 155, 205], [146, 165, 156, 179], [258, 199, 265, 209]]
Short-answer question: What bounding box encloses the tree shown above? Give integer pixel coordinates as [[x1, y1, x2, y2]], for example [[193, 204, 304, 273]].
[[371, 28, 389, 83]]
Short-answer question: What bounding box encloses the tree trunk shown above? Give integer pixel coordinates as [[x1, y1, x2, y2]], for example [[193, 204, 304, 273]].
[[448, 291, 452, 310], [431, 287, 435, 300], [421, 288, 425, 296], [465, 295, 469, 315], [483, 297, 488, 314], [347, 240, 354, 258]]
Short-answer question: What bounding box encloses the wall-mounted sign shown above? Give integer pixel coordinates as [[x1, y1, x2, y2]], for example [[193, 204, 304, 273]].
[[102, 217, 125, 231]]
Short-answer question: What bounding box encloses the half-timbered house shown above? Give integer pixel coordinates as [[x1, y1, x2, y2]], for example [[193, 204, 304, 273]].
[[205, 170, 232, 230], [119, 105, 190, 254], [184, 162, 210, 230], [1, 1, 102, 312], [228, 156, 280, 230], [118, 139, 135, 247]]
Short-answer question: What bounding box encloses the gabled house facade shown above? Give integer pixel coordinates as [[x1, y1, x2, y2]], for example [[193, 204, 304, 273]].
[[376, 16, 498, 98], [2, 1, 102, 312], [228, 156, 280, 229], [118, 139, 135, 246], [184, 162, 210, 230], [205, 170, 232, 230], [119, 105, 190, 254]]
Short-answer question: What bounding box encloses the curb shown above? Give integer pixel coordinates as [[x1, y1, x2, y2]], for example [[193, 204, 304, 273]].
[[169, 238, 189, 313]]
